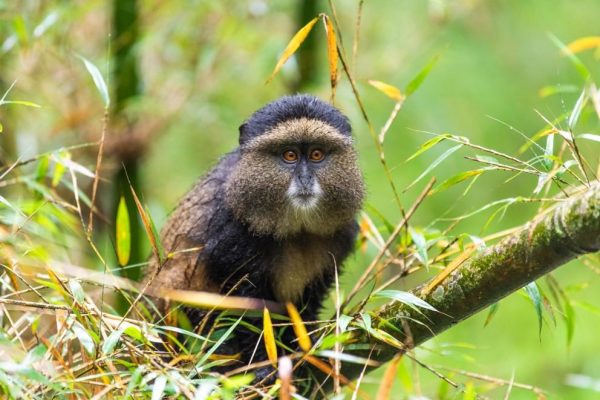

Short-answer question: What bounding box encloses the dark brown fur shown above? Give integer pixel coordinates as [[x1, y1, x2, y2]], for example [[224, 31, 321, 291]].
[[144, 95, 364, 376]]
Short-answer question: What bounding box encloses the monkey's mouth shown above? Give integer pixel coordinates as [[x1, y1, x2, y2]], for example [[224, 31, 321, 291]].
[[287, 181, 323, 210]]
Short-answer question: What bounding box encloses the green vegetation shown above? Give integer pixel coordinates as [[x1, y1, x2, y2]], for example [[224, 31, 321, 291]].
[[1, 1, 600, 399]]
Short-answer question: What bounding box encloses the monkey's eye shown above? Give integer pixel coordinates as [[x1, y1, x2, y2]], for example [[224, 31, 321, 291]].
[[309, 149, 325, 162], [282, 150, 298, 163]]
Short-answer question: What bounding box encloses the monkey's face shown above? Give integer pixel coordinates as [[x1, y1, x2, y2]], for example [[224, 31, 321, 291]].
[[226, 118, 364, 238]]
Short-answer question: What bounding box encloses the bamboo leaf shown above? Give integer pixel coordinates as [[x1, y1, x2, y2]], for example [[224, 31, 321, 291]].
[[408, 227, 428, 267], [68, 280, 85, 303], [116, 196, 131, 266], [72, 323, 96, 356], [579, 133, 600, 143], [377, 354, 402, 400], [430, 169, 486, 195], [565, 36, 600, 54], [130, 186, 165, 263], [374, 290, 437, 312], [405, 54, 440, 96], [323, 15, 338, 101], [263, 307, 278, 365], [102, 329, 124, 354], [77, 54, 110, 107], [266, 16, 319, 83], [483, 302, 499, 327], [286, 302, 312, 352], [0, 100, 41, 108], [550, 34, 591, 81], [404, 144, 462, 192], [406, 133, 453, 162], [151, 375, 167, 400], [524, 282, 543, 338], [368, 80, 404, 102]]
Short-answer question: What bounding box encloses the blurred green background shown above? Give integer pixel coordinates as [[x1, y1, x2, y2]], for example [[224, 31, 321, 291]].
[[2, 1, 600, 398]]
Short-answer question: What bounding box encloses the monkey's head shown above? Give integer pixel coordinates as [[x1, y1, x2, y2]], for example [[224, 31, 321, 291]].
[[225, 95, 365, 238]]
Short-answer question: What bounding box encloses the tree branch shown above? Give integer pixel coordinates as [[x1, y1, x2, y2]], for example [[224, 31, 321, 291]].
[[317, 182, 600, 388]]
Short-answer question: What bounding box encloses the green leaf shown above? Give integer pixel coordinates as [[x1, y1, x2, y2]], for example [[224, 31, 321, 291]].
[[77, 54, 110, 107], [549, 33, 591, 81], [563, 296, 575, 348], [524, 282, 543, 338], [408, 227, 428, 267], [116, 196, 131, 266], [124, 366, 144, 398], [72, 323, 96, 356], [102, 329, 124, 354], [404, 144, 462, 192], [430, 169, 486, 195], [0, 100, 41, 108], [407, 133, 454, 162], [374, 289, 437, 312], [51, 154, 67, 187], [68, 280, 85, 303], [151, 375, 167, 400], [578, 133, 600, 143], [405, 54, 440, 96], [483, 302, 499, 327], [543, 133, 554, 170], [567, 88, 589, 130], [123, 325, 147, 344]]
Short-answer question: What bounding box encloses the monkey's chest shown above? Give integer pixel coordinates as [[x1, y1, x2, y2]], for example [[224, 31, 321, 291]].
[[270, 239, 331, 304]]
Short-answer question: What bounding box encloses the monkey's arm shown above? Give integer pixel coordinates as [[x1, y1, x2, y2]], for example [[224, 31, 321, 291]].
[[144, 150, 241, 294]]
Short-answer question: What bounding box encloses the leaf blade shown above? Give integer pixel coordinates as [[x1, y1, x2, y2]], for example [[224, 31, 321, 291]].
[[266, 16, 319, 83]]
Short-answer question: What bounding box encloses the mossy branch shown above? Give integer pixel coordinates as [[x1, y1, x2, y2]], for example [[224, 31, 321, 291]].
[[318, 182, 600, 388]]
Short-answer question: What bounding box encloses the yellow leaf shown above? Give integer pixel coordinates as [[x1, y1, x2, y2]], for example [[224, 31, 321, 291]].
[[323, 15, 338, 100], [263, 307, 278, 365], [421, 247, 476, 297], [368, 80, 404, 102], [130, 186, 164, 263], [116, 196, 131, 266], [376, 353, 402, 400], [266, 16, 319, 83], [565, 36, 600, 54], [286, 302, 312, 352]]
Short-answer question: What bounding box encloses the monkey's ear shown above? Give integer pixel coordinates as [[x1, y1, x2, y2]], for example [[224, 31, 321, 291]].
[[238, 122, 248, 146]]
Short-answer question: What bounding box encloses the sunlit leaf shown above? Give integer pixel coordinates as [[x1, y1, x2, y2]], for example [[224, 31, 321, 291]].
[[266, 16, 319, 83], [151, 375, 167, 400], [430, 169, 486, 195], [550, 34, 590, 81], [579, 133, 600, 143], [524, 282, 543, 338], [567, 88, 589, 130], [263, 308, 278, 365], [72, 323, 96, 356], [565, 36, 600, 54], [323, 15, 338, 100], [406, 133, 453, 162], [116, 196, 131, 266], [0, 100, 41, 108], [102, 329, 124, 354], [77, 54, 110, 107], [124, 366, 144, 398], [374, 290, 437, 312], [404, 144, 462, 192], [68, 280, 85, 303], [538, 84, 578, 98], [405, 54, 440, 96], [368, 80, 404, 102], [286, 302, 312, 352], [130, 186, 165, 263], [408, 227, 428, 267]]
